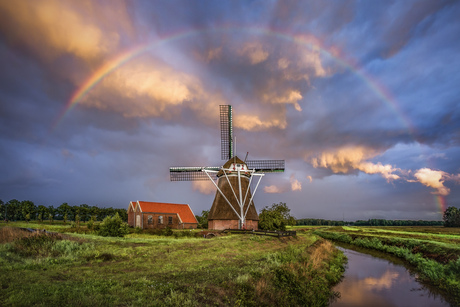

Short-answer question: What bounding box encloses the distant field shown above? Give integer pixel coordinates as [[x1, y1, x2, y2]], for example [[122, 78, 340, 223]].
[[314, 225, 460, 305], [0, 222, 345, 306]]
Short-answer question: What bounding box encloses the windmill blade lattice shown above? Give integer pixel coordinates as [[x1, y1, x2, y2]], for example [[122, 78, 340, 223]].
[[169, 167, 219, 181], [220, 105, 233, 160], [246, 160, 285, 173]]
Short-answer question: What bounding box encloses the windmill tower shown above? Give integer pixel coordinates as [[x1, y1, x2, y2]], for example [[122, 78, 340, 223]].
[[170, 105, 285, 230]]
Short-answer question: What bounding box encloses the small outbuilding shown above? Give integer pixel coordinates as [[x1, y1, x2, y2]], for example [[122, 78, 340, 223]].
[[128, 201, 198, 229]]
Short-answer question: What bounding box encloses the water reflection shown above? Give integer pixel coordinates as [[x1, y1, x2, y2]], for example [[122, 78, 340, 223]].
[[330, 248, 450, 307]]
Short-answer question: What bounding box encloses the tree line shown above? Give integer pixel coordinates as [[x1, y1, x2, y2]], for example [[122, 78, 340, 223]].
[[296, 218, 444, 226], [297, 218, 445, 226], [0, 199, 128, 223]]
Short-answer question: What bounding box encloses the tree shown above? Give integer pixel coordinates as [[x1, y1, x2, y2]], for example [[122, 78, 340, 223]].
[[259, 202, 295, 231], [90, 206, 100, 221], [21, 200, 36, 222], [79, 204, 90, 222], [196, 210, 209, 229], [6, 199, 21, 221], [48, 206, 55, 224], [115, 208, 128, 221], [443, 206, 460, 227], [0, 199, 5, 220], [37, 205, 48, 223], [98, 213, 129, 237], [57, 203, 72, 223], [70, 205, 80, 222]]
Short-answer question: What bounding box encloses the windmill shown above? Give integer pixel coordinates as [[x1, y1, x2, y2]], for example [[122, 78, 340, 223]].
[[170, 105, 285, 230]]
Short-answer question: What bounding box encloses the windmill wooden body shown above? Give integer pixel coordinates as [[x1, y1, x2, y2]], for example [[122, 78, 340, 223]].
[[170, 105, 284, 230]]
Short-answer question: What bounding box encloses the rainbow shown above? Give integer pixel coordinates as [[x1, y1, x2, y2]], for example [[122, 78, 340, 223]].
[[55, 26, 415, 133], [58, 26, 446, 215], [435, 195, 447, 215]]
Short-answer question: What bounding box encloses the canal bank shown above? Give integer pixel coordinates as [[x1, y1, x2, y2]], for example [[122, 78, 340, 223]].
[[330, 244, 453, 306]]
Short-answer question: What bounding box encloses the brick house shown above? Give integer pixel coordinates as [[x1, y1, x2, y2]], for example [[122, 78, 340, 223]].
[[128, 201, 198, 229]]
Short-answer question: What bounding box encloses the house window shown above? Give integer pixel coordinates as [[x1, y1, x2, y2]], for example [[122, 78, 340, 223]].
[[148, 215, 153, 225], [158, 215, 163, 224], [168, 216, 173, 225]]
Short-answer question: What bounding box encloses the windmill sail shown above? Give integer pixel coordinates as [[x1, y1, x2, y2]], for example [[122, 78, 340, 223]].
[[169, 167, 219, 181], [246, 160, 285, 173], [220, 105, 233, 160]]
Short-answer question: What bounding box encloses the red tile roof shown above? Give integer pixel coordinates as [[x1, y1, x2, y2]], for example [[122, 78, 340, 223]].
[[136, 201, 198, 224]]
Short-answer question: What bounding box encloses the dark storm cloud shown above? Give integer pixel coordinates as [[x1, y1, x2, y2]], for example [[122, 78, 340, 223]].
[[0, 1, 459, 219], [269, 0, 355, 34]]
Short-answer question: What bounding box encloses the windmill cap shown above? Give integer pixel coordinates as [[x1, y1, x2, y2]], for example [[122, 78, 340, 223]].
[[217, 156, 250, 177]]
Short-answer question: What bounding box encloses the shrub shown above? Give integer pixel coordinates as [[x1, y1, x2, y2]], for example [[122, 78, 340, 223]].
[[134, 227, 143, 234], [98, 213, 130, 237], [87, 219, 94, 230], [163, 226, 173, 236]]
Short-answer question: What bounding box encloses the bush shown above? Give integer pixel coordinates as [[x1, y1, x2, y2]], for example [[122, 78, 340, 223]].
[[98, 213, 129, 237], [87, 219, 94, 230], [163, 226, 173, 236], [134, 227, 143, 234]]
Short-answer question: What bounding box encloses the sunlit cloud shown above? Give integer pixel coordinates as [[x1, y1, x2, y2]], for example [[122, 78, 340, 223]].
[[290, 174, 302, 191], [262, 89, 303, 111], [192, 181, 215, 195], [79, 57, 224, 119], [264, 185, 282, 194], [310, 146, 401, 182], [237, 41, 269, 65], [409, 168, 451, 196], [0, 1, 127, 61], [234, 113, 287, 130]]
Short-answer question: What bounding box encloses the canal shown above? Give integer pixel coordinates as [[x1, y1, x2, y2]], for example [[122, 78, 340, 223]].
[[330, 245, 453, 307]]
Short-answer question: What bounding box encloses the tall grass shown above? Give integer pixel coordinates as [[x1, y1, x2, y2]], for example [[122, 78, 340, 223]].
[[0, 226, 345, 306]]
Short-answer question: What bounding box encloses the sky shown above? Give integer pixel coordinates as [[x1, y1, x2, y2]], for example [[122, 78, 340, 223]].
[[1, 0, 459, 221]]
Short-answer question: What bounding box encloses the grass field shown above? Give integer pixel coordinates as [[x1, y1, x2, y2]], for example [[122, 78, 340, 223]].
[[0, 222, 345, 306], [313, 225, 460, 305]]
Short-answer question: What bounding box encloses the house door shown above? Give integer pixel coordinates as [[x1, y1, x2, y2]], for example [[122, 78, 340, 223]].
[[136, 215, 141, 228]]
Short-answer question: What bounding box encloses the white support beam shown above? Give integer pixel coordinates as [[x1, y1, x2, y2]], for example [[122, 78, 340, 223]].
[[203, 169, 242, 220]]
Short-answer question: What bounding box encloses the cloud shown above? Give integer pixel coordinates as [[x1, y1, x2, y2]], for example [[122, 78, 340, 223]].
[[264, 185, 282, 194], [0, 1, 128, 61], [237, 42, 269, 65], [357, 162, 401, 181], [206, 47, 222, 62], [262, 89, 303, 111], [310, 146, 401, 181], [263, 174, 301, 194], [234, 113, 287, 130], [380, 1, 454, 58], [79, 57, 225, 119], [410, 168, 452, 196], [307, 176, 313, 183], [192, 181, 215, 195], [290, 174, 302, 191]]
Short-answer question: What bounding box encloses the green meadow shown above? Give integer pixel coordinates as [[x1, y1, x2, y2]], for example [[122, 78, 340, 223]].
[[0, 222, 345, 306], [313, 225, 460, 305]]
